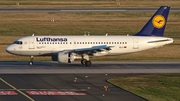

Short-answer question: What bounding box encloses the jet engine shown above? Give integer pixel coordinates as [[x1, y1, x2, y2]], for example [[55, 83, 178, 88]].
[[57, 52, 75, 63]]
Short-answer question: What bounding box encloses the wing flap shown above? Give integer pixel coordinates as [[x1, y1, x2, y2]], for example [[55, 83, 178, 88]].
[[68, 45, 113, 55]]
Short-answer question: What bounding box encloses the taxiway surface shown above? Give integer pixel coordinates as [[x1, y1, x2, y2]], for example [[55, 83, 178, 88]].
[[0, 61, 179, 101], [0, 74, 146, 101], [0, 62, 180, 74]]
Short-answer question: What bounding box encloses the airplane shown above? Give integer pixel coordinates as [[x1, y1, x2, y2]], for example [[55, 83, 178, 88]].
[[6, 6, 173, 66]]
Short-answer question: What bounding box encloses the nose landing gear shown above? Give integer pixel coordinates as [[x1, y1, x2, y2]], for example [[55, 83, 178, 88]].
[[29, 56, 33, 65]]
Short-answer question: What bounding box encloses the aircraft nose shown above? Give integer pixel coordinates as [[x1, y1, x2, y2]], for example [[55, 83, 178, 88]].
[[6, 45, 14, 54]]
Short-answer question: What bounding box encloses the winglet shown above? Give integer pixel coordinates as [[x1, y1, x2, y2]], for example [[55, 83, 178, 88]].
[[134, 6, 170, 36]]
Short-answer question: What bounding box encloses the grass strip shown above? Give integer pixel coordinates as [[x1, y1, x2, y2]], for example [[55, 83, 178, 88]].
[[108, 74, 180, 101], [0, 12, 179, 36]]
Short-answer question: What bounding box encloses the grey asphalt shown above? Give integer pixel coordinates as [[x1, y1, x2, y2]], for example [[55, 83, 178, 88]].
[[0, 74, 147, 101], [0, 62, 180, 74], [0, 61, 179, 101], [0, 8, 180, 12]]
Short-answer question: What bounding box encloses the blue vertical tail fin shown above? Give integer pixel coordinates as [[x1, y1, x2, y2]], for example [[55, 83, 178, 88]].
[[134, 6, 170, 36]]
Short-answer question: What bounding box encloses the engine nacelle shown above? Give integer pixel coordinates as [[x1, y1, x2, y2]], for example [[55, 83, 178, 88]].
[[52, 54, 58, 61], [58, 52, 75, 63], [93, 51, 108, 56]]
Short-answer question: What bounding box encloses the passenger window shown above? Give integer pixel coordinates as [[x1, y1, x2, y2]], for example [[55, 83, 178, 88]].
[[19, 41, 22, 45]]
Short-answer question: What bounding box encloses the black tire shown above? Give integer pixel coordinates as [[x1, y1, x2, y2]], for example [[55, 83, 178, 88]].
[[29, 61, 33, 65], [81, 59, 86, 65], [85, 61, 91, 66]]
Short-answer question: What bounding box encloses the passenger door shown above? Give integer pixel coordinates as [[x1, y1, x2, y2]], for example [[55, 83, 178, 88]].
[[133, 38, 139, 49], [29, 37, 35, 49]]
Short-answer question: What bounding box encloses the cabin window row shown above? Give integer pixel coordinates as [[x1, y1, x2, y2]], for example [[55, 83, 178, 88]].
[[74, 42, 127, 44], [38, 42, 127, 44]]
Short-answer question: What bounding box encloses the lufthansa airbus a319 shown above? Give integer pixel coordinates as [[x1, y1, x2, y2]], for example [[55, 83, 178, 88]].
[[6, 6, 173, 66]]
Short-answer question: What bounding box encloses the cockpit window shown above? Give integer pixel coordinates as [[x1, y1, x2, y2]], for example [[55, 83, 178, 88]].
[[13, 41, 23, 45]]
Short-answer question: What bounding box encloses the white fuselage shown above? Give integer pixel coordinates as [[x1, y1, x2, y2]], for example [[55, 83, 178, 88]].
[[6, 35, 173, 56]]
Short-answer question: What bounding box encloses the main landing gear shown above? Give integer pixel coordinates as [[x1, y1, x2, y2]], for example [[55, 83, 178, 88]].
[[29, 56, 33, 65], [81, 59, 92, 66], [81, 55, 91, 66]]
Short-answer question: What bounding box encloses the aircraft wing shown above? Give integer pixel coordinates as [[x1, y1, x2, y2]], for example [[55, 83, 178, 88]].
[[67, 45, 113, 55]]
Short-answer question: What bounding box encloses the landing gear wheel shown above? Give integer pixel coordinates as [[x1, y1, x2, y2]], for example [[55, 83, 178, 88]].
[[85, 61, 91, 66], [29, 61, 33, 65], [81, 59, 86, 65], [29, 56, 34, 65]]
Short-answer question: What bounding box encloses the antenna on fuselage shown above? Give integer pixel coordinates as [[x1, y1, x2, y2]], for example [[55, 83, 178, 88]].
[[32, 33, 34, 36], [105, 33, 108, 36]]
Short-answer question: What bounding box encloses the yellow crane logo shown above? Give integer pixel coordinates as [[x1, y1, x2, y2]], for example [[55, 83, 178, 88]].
[[152, 15, 165, 29]]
